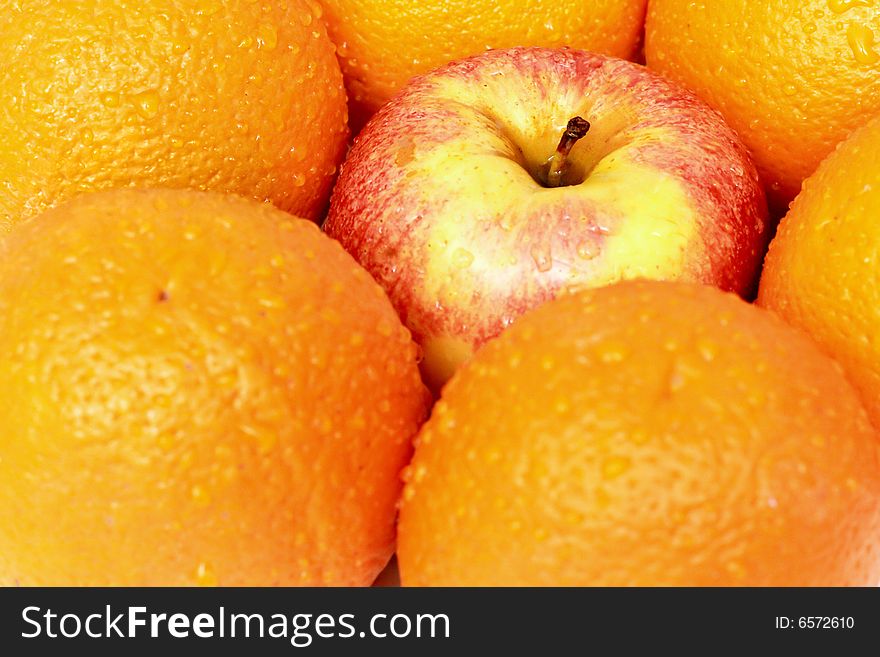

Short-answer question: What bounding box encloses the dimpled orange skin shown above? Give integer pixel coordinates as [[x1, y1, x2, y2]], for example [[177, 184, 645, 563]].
[[759, 115, 880, 428], [0, 188, 428, 586], [646, 0, 880, 209], [398, 280, 880, 586], [0, 0, 348, 232], [318, 0, 647, 126]]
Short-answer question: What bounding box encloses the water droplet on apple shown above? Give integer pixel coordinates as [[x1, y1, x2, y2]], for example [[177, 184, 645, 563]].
[[529, 244, 552, 272], [499, 214, 515, 231], [452, 248, 474, 269], [395, 141, 416, 166], [576, 242, 597, 260]]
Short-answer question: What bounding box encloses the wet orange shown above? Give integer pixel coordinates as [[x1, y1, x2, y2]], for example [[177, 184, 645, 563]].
[[0, 0, 348, 231], [318, 0, 648, 126], [0, 188, 428, 586], [398, 281, 880, 586], [646, 0, 880, 209], [759, 113, 880, 428]]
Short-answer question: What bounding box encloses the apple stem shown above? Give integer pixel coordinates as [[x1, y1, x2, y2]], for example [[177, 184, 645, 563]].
[[545, 116, 590, 188]]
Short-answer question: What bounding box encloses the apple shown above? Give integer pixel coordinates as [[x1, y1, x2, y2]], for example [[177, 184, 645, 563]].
[[324, 47, 769, 392]]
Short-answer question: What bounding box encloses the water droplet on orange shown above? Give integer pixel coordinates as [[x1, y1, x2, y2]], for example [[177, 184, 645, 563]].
[[191, 484, 211, 506], [697, 338, 718, 362], [194, 561, 218, 586], [827, 0, 872, 15], [256, 24, 277, 50], [100, 91, 120, 108], [597, 341, 627, 363], [725, 560, 747, 580], [129, 89, 160, 120], [847, 23, 880, 65], [602, 456, 631, 480], [377, 319, 393, 337]]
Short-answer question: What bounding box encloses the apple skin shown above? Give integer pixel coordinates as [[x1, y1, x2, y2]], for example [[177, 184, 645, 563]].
[[324, 47, 769, 392]]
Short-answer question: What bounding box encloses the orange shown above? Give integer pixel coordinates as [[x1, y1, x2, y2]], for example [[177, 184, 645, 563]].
[[759, 113, 880, 429], [646, 0, 880, 209], [0, 0, 348, 232], [398, 280, 880, 586], [0, 188, 428, 586], [318, 0, 648, 127]]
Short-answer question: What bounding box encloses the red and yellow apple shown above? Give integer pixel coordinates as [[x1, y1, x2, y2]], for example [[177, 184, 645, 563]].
[[324, 48, 769, 391]]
